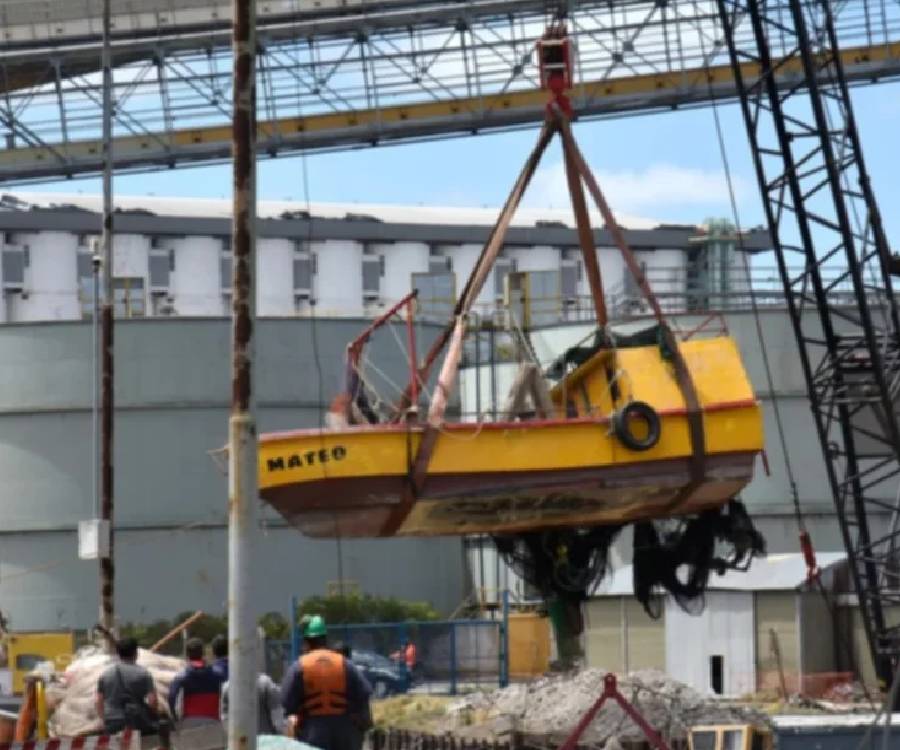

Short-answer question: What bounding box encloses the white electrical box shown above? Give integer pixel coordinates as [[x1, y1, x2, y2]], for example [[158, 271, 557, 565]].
[[78, 519, 111, 560]]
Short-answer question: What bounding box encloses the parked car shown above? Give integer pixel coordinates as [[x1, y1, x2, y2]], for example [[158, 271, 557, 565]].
[[348, 649, 411, 698]]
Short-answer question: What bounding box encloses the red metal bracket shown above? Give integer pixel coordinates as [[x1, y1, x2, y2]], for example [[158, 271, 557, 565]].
[[557, 674, 671, 750], [800, 530, 821, 584]]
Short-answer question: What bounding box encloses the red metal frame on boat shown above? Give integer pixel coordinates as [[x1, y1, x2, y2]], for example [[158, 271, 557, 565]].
[[345, 290, 419, 414], [680, 312, 731, 341]]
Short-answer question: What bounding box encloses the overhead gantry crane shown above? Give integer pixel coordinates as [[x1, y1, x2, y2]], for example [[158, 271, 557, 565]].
[[0, 0, 898, 181]]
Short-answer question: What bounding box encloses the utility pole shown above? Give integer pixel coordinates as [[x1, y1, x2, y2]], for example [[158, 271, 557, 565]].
[[228, 0, 259, 747], [99, 0, 115, 648]]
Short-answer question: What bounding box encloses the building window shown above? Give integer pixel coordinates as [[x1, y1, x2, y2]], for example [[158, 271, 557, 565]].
[[494, 257, 517, 299], [561, 258, 581, 301], [220, 253, 232, 290], [412, 271, 455, 321], [114, 278, 146, 318], [2, 246, 26, 290], [429, 255, 451, 274], [526, 269, 562, 326], [709, 654, 724, 695], [78, 277, 146, 319], [293, 251, 315, 297], [362, 255, 383, 301], [149, 251, 172, 292]]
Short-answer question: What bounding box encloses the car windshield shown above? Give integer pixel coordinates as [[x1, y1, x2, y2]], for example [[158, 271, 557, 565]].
[[353, 651, 396, 670]]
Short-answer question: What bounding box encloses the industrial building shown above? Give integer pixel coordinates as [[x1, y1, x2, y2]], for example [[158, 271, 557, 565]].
[[583, 553, 847, 696], [0, 194, 769, 324], [0, 194, 774, 633]]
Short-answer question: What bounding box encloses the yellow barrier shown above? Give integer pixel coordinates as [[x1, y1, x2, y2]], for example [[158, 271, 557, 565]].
[[508, 613, 551, 678]]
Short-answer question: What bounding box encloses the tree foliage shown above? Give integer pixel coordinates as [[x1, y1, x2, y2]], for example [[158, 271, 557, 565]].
[[118, 611, 290, 655], [295, 593, 439, 625], [116, 595, 436, 656]]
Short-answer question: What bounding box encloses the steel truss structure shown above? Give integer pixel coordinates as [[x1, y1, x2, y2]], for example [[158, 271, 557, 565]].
[[0, 0, 898, 181], [718, 0, 900, 689]]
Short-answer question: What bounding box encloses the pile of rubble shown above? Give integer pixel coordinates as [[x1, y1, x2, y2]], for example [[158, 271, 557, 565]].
[[46, 647, 184, 737], [444, 669, 769, 746]]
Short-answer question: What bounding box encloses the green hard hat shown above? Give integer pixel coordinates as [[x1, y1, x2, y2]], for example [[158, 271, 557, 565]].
[[304, 615, 327, 638]]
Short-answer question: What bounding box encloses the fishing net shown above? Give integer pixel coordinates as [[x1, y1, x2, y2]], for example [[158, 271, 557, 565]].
[[493, 499, 765, 623], [493, 525, 623, 608], [632, 499, 766, 618]]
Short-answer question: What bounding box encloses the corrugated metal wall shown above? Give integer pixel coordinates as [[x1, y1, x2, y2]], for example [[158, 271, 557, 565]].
[[0, 318, 466, 629], [755, 591, 799, 693], [800, 591, 836, 677], [666, 591, 754, 696], [584, 599, 624, 671], [583, 597, 665, 673], [624, 599, 666, 672]]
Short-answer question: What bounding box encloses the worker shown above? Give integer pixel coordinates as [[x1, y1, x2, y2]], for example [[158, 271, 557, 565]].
[[96, 637, 159, 735], [167, 638, 224, 728], [403, 641, 417, 673], [390, 640, 418, 677], [221, 672, 283, 735], [280, 615, 372, 750], [211, 634, 229, 680]]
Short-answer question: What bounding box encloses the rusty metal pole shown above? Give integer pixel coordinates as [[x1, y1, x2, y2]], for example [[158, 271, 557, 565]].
[[99, 0, 115, 649], [228, 0, 259, 747]]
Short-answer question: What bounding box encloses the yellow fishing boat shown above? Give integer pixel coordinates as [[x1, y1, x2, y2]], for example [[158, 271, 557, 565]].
[[259, 332, 763, 538], [257, 104, 764, 559]]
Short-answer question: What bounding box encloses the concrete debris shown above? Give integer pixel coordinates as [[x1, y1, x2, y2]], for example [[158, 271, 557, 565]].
[[822, 681, 871, 705], [46, 646, 184, 737], [445, 669, 769, 745]]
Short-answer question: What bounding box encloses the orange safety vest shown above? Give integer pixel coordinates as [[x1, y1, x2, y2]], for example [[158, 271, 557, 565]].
[[405, 643, 417, 670], [301, 649, 348, 717]]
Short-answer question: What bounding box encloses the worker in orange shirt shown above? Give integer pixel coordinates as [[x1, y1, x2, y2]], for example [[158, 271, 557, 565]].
[[403, 641, 417, 673]]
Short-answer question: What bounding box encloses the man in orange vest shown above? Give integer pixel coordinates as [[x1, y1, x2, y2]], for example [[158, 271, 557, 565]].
[[281, 616, 372, 750]]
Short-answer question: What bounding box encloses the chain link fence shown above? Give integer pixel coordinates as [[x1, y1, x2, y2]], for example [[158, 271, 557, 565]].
[[267, 616, 508, 696]]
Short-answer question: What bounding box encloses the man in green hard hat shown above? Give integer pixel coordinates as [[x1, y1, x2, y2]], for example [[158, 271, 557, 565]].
[[281, 615, 372, 750]]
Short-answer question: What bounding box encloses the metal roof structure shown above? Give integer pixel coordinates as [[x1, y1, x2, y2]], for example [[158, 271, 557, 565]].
[[0, 0, 897, 181], [0, 192, 774, 250], [595, 552, 848, 595]]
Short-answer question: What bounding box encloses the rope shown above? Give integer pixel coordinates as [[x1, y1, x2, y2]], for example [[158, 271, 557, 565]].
[[696, 18, 804, 531]]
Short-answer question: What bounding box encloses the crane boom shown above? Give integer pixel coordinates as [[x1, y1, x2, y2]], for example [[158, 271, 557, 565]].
[[718, 0, 900, 693]]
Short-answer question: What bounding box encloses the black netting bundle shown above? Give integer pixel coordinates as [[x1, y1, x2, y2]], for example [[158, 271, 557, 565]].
[[492, 499, 765, 628], [493, 525, 623, 606], [633, 499, 766, 618]]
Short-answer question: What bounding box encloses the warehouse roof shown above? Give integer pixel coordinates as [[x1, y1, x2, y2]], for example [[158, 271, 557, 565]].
[[0, 193, 773, 251], [595, 552, 847, 596]]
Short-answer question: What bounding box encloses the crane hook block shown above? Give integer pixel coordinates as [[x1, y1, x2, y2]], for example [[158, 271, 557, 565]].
[[537, 23, 574, 117]]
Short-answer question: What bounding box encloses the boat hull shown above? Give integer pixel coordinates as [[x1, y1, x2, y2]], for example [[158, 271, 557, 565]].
[[262, 448, 757, 537]]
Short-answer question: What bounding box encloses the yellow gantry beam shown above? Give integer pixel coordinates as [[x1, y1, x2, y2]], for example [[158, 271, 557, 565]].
[[1, 39, 898, 180]]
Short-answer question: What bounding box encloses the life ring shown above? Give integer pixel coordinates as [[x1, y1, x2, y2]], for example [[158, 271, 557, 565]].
[[612, 401, 661, 451]]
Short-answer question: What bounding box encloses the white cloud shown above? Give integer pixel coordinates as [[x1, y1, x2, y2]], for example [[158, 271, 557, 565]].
[[524, 161, 749, 219]]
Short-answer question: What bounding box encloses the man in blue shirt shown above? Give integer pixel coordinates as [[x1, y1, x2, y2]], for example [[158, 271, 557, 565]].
[[211, 635, 229, 680], [281, 616, 371, 750], [168, 638, 224, 728]]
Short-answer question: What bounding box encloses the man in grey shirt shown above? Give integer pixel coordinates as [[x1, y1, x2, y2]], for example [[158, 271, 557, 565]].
[[96, 637, 159, 735], [221, 673, 283, 735]]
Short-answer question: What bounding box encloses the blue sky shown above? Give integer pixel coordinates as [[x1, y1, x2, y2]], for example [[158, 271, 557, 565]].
[[32, 80, 900, 247]]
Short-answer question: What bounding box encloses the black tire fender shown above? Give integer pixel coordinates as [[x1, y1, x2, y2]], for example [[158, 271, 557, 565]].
[[612, 401, 661, 451]]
